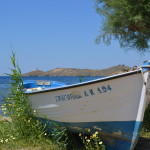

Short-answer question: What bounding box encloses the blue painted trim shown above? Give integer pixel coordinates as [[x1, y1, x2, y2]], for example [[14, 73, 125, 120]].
[[36, 117, 142, 150], [23, 80, 67, 92], [141, 61, 150, 72]]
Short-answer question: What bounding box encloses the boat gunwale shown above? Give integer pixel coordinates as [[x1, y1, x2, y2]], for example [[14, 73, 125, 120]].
[[25, 69, 142, 95]]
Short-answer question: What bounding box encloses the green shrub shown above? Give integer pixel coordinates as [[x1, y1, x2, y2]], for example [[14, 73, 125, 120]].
[[2, 52, 46, 140], [140, 102, 150, 139]]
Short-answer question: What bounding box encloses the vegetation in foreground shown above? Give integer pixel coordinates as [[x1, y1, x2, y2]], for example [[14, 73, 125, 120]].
[[0, 52, 105, 150], [140, 104, 150, 138]]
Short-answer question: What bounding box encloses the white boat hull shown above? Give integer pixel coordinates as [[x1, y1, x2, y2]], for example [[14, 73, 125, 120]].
[[26, 66, 150, 150], [29, 72, 146, 122]]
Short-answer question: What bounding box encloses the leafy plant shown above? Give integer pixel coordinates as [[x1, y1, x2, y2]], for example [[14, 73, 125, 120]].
[[142, 104, 150, 131], [95, 0, 150, 52], [79, 75, 85, 83], [2, 52, 46, 140], [79, 130, 105, 150]]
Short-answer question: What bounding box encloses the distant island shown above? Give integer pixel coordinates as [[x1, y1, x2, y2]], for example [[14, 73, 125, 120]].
[[22, 65, 132, 76]]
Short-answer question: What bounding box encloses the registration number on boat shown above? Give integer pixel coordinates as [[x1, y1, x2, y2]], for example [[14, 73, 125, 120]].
[[55, 85, 112, 102]]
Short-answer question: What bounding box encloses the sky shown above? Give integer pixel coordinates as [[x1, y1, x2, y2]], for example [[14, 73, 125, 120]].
[[0, 0, 150, 75]]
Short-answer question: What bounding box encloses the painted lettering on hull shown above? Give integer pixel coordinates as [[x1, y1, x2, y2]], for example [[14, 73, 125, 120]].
[[55, 85, 112, 102]]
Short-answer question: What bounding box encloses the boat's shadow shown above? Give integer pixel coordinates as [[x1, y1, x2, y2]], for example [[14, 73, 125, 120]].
[[134, 137, 150, 150]]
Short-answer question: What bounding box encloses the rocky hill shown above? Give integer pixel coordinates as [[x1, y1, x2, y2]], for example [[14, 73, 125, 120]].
[[22, 70, 45, 76], [22, 65, 131, 76]]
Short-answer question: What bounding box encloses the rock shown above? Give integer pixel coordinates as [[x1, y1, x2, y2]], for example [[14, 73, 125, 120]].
[[23, 70, 45, 76]]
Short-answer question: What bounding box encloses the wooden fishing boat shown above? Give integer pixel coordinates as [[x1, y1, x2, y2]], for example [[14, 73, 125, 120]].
[[23, 61, 150, 150]]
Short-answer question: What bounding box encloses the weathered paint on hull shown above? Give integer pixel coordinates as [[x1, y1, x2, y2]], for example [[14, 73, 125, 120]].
[[37, 117, 142, 150], [27, 69, 150, 150], [30, 73, 145, 123]]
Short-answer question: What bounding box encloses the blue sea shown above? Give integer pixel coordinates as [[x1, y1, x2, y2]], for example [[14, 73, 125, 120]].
[[0, 76, 102, 115]]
